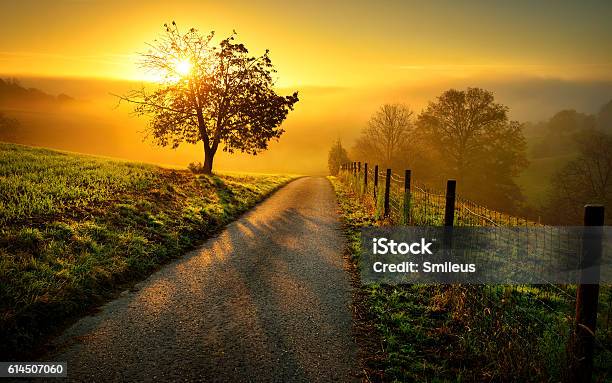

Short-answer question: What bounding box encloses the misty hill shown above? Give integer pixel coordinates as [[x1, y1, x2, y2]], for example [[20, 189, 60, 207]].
[[0, 78, 74, 108], [516, 100, 612, 205]]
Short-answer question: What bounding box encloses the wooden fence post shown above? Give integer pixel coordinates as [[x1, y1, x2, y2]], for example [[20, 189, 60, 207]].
[[358, 161, 361, 173], [384, 168, 391, 217], [444, 179, 456, 226], [374, 165, 379, 201], [444, 180, 456, 247], [364, 163, 368, 189], [403, 169, 411, 224], [570, 205, 605, 383]]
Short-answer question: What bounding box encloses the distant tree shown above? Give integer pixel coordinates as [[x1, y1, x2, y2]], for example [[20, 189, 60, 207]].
[[544, 129, 612, 224], [0, 112, 20, 142], [597, 99, 612, 133], [530, 109, 596, 158], [548, 109, 595, 134], [119, 22, 299, 174], [352, 103, 416, 169], [417, 88, 528, 210], [328, 139, 350, 175]]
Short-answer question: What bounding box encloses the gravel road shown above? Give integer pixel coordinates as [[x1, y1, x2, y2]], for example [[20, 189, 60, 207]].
[[43, 176, 359, 382]]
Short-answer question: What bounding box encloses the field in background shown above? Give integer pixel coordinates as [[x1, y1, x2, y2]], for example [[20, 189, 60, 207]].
[[0, 142, 297, 358]]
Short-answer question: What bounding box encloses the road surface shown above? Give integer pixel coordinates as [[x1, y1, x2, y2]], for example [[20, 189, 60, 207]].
[[44, 176, 358, 382]]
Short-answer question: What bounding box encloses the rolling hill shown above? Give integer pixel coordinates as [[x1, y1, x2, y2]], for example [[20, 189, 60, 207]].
[[0, 142, 297, 358]]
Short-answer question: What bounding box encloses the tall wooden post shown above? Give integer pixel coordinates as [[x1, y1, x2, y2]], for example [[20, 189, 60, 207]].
[[384, 168, 391, 217], [358, 161, 361, 173], [364, 163, 368, 188], [374, 165, 379, 201], [570, 205, 605, 383], [443, 180, 456, 248], [403, 169, 411, 224], [444, 180, 456, 226]]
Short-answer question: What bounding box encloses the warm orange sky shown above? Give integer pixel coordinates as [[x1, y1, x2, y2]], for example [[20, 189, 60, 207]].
[[1, 0, 611, 87], [1, 1, 612, 176]]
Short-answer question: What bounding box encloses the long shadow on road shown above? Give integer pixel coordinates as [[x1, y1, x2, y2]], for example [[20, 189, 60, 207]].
[[44, 177, 358, 382]]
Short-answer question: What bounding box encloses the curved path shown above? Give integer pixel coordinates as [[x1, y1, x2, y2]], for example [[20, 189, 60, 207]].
[[44, 177, 358, 382]]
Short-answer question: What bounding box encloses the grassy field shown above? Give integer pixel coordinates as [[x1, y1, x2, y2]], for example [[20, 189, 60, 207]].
[[328, 175, 611, 382], [0, 142, 297, 358]]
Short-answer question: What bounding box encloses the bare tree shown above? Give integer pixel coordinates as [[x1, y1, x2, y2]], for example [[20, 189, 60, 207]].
[[118, 22, 298, 174], [352, 103, 415, 168], [328, 139, 350, 175], [545, 129, 612, 224]]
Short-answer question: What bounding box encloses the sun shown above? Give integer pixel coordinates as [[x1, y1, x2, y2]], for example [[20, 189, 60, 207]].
[[137, 58, 193, 84], [174, 59, 192, 76]]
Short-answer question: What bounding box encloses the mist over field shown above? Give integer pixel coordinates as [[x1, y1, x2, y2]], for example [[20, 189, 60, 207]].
[[2, 74, 612, 177]]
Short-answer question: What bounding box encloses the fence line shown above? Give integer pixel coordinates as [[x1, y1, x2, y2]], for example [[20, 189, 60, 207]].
[[338, 161, 608, 382]]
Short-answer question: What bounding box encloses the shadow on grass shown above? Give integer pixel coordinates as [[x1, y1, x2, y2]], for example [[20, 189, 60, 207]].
[[43, 179, 357, 381], [209, 175, 239, 210], [0, 172, 294, 360]]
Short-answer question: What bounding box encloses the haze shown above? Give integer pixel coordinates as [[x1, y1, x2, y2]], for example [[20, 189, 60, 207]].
[[1, 0, 611, 174]]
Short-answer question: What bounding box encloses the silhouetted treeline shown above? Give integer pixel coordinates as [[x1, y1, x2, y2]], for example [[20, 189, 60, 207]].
[[350, 88, 528, 215], [0, 79, 76, 144], [522, 101, 612, 224], [543, 129, 612, 224], [0, 78, 74, 108], [337, 88, 612, 221], [525, 101, 612, 160]]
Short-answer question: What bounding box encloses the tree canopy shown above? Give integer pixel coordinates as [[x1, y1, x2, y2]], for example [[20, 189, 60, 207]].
[[352, 103, 417, 170], [417, 88, 528, 210], [121, 22, 298, 173]]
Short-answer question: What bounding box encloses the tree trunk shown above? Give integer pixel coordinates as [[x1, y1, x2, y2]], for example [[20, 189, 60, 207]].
[[203, 146, 215, 174]]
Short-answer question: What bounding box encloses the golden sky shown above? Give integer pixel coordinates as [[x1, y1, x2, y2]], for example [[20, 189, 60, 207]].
[[1, 1, 612, 175], [1, 0, 611, 87]]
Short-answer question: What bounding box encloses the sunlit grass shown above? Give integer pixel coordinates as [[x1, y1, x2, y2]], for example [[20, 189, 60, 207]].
[[328, 175, 611, 382], [0, 142, 297, 358]]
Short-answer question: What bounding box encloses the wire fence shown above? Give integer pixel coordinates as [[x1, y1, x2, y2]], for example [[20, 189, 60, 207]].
[[338, 162, 611, 381]]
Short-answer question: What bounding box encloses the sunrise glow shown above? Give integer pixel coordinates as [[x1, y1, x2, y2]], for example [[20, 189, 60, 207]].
[[174, 59, 192, 77]]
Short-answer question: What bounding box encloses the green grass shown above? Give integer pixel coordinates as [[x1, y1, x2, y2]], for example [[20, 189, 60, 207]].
[[328, 175, 611, 382], [0, 142, 298, 358]]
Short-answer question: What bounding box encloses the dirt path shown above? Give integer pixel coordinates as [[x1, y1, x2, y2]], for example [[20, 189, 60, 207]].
[[43, 177, 358, 382]]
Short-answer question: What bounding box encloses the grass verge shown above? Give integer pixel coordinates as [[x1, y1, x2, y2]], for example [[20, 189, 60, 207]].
[[328, 175, 611, 382], [329, 175, 458, 382], [0, 142, 298, 358]]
